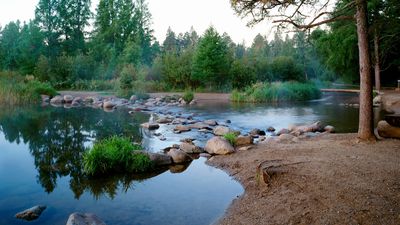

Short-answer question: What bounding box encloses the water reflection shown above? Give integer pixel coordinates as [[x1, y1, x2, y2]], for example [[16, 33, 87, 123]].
[[0, 106, 150, 198]]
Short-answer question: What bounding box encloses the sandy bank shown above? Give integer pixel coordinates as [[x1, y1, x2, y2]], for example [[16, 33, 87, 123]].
[[208, 134, 400, 225]]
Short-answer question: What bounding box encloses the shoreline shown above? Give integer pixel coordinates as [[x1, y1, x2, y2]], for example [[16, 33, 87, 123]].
[[207, 133, 400, 225]]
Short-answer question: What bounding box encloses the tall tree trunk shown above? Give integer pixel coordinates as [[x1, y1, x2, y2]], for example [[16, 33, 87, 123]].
[[374, 30, 381, 91], [356, 0, 375, 141]]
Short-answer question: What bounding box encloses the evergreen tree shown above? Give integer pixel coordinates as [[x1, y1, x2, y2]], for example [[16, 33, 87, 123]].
[[192, 26, 232, 88]]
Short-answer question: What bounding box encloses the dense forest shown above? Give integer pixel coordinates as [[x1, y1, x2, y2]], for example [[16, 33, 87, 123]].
[[0, 0, 399, 95]]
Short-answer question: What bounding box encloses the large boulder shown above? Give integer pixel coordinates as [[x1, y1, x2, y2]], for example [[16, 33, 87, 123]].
[[180, 142, 203, 154], [66, 213, 106, 225], [167, 148, 192, 164], [188, 122, 211, 130], [15, 205, 46, 221], [137, 151, 172, 166], [291, 121, 323, 133], [213, 126, 231, 136], [382, 94, 400, 113], [205, 137, 235, 155], [235, 135, 253, 146], [377, 120, 400, 139], [50, 95, 64, 104]]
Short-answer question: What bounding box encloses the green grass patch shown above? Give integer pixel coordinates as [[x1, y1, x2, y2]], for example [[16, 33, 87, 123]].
[[231, 81, 321, 103], [223, 132, 238, 146], [83, 136, 153, 176], [0, 72, 57, 105], [182, 90, 194, 103]]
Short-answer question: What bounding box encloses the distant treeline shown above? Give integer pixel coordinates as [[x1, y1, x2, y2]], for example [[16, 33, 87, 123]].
[[0, 0, 399, 92]]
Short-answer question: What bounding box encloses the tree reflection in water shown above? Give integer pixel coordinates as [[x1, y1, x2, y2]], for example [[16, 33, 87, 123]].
[[0, 105, 170, 199]]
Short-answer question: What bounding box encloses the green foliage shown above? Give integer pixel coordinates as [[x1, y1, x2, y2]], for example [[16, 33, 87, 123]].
[[230, 59, 256, 89], [83, 136, 153, 176], [231, 82, 321, 103], [270, 56, 304, 81], [182, 90, 194, 103], [223, 132, 238, 146], [0, 72, 57, 105], [191, 26, 232, 88]]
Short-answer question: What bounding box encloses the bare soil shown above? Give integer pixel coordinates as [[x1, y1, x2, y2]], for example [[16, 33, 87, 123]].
[[208, 134, 400, 225]]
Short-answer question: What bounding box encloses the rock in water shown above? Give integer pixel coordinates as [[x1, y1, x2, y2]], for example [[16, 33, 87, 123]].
[[63, 95, 74, 103], [103, 101, 116, 109], [377, 120, 400, 139], [213, 126, 231, 136], [66, 213, 106, 225], [50, 95, 64, 104], [167, 149, 192, 164], [205, 137, 235, 155], [15, 205, 46, 221], [180, 142, 203, 153], [141, 122, 160, 130], [324, 125, 335, 133]]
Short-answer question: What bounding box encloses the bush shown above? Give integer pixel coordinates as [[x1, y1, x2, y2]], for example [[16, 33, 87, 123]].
[[223, 132, 238, 146], [83, 136, 153, 176], [182, 90, 194, 103], [0, 72, 57, 105], [231, 81, 321, 103]]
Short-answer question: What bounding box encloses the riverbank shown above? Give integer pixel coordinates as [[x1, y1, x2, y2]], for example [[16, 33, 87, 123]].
[[208, 133, 400, 225]]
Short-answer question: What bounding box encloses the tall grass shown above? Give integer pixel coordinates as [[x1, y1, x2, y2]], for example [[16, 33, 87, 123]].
[[231, 81, 321, 103], [0, 72, 57, 105], [83, 136, 153, 176]]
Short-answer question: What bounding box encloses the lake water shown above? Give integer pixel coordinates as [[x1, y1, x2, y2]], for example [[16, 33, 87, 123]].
[[0, 93, 382, 225]]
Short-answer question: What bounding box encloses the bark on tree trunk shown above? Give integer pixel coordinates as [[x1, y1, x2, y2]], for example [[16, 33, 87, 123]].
[[374, 30, 381, 91], [356, 0, 375, 141]]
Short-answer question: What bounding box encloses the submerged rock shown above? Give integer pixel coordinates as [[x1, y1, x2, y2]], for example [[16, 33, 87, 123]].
[[66, 213, 106, 225], [205, 137, 235, 155], [15, 205, 46, 221], [103, 101, 116, 109], [204, 120, 218, 126]]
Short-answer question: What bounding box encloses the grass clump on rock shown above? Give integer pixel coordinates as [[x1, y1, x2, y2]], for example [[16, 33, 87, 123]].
[[83, 136, 153, 176], [223, 132, 238, 146], [182, 90, 194, 103], [231, 81, 321, 103]]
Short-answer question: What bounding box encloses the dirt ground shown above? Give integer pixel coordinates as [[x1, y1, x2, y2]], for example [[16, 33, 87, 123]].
[[207, 134, 400, 225]]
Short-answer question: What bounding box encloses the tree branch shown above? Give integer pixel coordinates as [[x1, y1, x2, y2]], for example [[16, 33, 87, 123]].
[[273, 15, 354, 29]]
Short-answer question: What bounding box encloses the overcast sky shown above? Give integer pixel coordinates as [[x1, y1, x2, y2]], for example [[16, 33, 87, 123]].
[[0, 0, 273, 46]]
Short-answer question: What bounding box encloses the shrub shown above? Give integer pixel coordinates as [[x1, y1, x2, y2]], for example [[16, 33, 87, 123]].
[[223, 132, 238, 146], [182, 90, 194, 103], [231, 81, 321, 103], [83, 136, 153, 176], [0, 72, 57, 105]]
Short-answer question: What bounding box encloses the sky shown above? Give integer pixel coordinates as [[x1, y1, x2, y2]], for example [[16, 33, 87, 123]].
[[0, 0, 273, 46]]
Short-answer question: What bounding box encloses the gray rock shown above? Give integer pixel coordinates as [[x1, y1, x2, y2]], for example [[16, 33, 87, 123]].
[[180, 142, 203, 154], [235, 135, 253, 146], [267, 126, 276, 132], [205, 137, 235, 155], [41, 95, 50, 103], [156, 117, 173, 124], [213, 126, 231, 136], [188, 122, 211, 129], [15, 205, 46, 221], [50, 95, 64, 104], [377, 120, 400, 139], [276, 128, 290, 136], [141, 122, 160, 130], [146, 152, 172, 166], [324, 125, 335, 133], [174, 125, 191, 133], [66, 213, 106, 225], [204, 120, 218, 126], [373, 95, 382, 105], [130, 95, 138, 102], [103, 101, 116, 109], [167, 148, 192, 164], [63, 95, 74, 103]]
